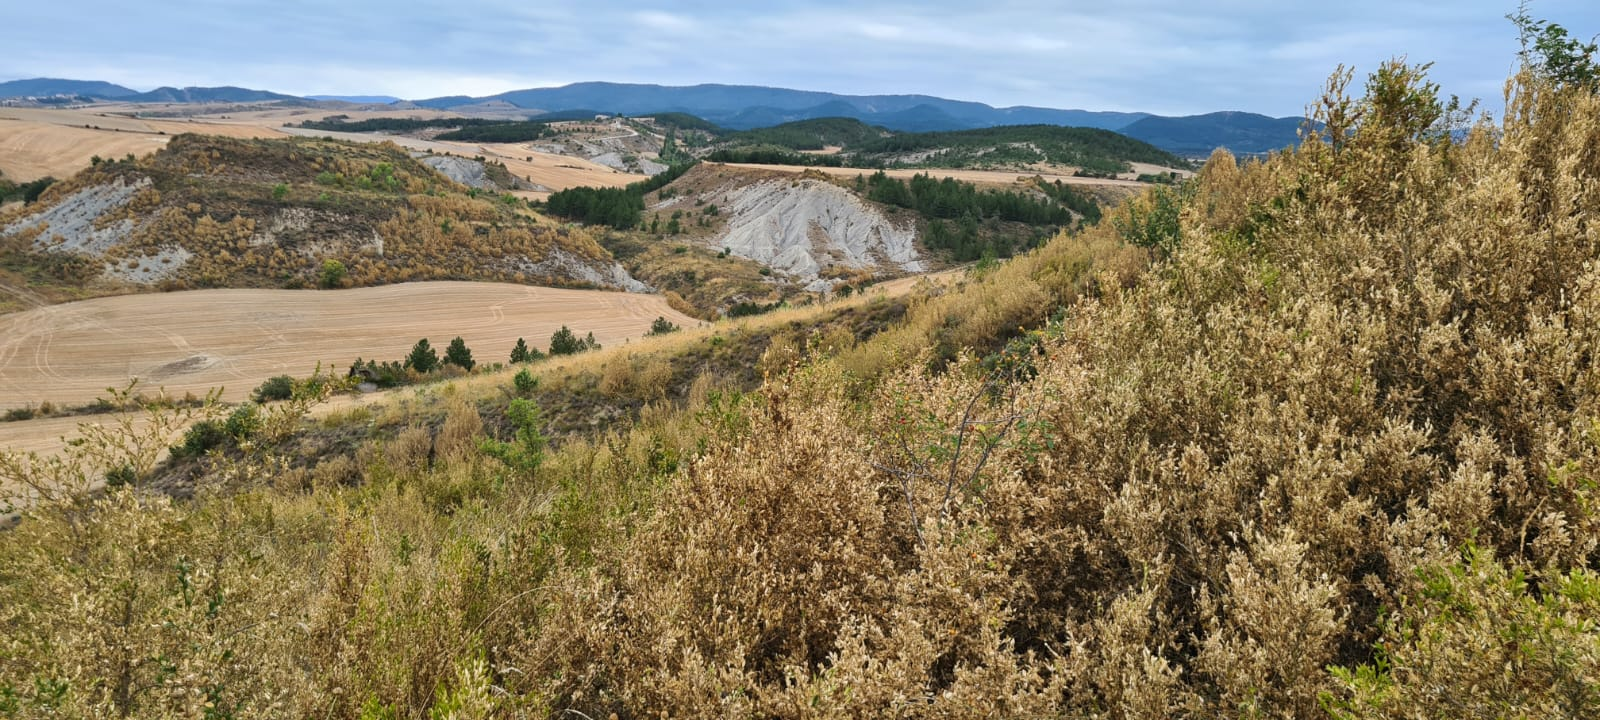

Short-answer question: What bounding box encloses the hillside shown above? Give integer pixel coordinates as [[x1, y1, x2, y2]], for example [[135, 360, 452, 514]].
[[544, 162, 1106, 314], [0, 78, 138, 99], [1, 62, 1598, 718], [719, 117, 892, 150], [0, 134, 644, 310], [709, 119, 1191, 176], [1120, 110, 1309, 156], [121, 86, 301, 104]]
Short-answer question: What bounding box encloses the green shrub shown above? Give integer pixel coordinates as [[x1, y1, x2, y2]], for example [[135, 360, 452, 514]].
[[224, 403, 261, 440], [478, 397, 547, 478], [172, 420, 228, 458], [252, 375, 295, 402], [319, 259, 346, 289], [647, 317, 680, 336], [513, 368, 538, 397]]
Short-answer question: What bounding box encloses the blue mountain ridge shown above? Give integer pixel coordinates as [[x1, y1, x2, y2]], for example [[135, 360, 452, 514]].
[[0, 77, 1305, 156]]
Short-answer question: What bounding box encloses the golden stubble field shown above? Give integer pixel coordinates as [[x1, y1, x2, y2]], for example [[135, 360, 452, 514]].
[[0, 106, 638, 194], [0, 107, 289, 181], [0, 281, 698, 413]]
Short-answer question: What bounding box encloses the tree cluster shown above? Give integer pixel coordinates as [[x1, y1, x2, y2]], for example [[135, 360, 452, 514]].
[[862, 171, 1073, 226], [543, 163, 698, 229], [547, 325, 601, 356], [436, 122, 557, 143]]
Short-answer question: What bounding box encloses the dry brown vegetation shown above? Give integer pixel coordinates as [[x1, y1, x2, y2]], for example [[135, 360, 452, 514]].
[[598, 229, 793, 319], [2, 63, 1599, 718]]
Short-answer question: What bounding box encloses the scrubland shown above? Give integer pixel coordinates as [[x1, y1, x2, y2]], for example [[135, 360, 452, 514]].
[[1, 63, 1598, 718]]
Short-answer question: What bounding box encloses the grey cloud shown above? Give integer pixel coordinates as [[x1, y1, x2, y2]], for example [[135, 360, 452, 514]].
[[2, 1, 1596, 116]]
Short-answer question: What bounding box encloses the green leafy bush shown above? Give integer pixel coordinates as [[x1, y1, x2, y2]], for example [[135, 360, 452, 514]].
[[251, 375, 295, 402]]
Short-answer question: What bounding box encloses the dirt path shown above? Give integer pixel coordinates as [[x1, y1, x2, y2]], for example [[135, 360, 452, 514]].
[[0, 281, 696, 412]]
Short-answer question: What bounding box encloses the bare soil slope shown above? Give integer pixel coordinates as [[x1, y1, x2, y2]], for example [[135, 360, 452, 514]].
[[0, 281, 697, 411]]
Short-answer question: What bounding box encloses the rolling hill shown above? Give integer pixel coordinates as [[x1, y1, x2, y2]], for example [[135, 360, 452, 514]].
[[1120, 111, 1310, 155], [707, 118, 1190, 175], [119, 86, 302, 104], [0, 134, 645, 308], [0, 78, 138, 99]]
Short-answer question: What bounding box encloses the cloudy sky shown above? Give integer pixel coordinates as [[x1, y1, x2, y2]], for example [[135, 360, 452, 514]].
[[4, 1, 1596, 117]]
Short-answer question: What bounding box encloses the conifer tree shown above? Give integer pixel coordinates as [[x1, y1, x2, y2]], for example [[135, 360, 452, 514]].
[[405, 338, 438, 373], [444, 336, 475, 371]]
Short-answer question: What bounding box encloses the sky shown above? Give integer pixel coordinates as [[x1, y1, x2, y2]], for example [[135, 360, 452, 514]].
[[3, 1, 1597, 117]]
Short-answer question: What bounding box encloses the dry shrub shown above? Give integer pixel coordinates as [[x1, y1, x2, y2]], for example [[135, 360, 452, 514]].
[[435, 396, 484, 463], [596, 357, 634, 399], [516, 63, 1600, 717], [385, 425, 434, 478], [663, 288, 701, 319], [757, 330, 801, 377], [0, 489, 312, 716], [311, 453, 360, 488], [597, 352, 676, 403]]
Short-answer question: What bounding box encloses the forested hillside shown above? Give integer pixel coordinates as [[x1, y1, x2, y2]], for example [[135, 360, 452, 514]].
[[3, 40, 1599, 720], [708, 119, 1190, 175]]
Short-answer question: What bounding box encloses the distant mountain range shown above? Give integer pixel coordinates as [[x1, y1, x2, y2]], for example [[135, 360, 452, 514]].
[[411, 81, 1153, 133], [0, 77, 1307, 156], [0, 77, 139, 98]]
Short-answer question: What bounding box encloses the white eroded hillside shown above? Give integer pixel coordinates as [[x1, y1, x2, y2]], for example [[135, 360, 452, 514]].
[[659, 172, 925, 283]]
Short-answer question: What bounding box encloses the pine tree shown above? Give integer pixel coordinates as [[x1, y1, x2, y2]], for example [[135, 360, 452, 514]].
[[647, 317, 680, 336], [549, 326, 582, 356], [405, 338, 438, 373], [510, 337, 531, 363], [444, 336, 475, 371]]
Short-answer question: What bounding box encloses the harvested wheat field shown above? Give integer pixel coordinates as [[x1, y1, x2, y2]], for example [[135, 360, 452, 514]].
[[276, 127, 635, 192], [471, 141, 637, 191], [0, 108, 290, 181], [0, 281, 696, 412], [0, 116, 167, 181]]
